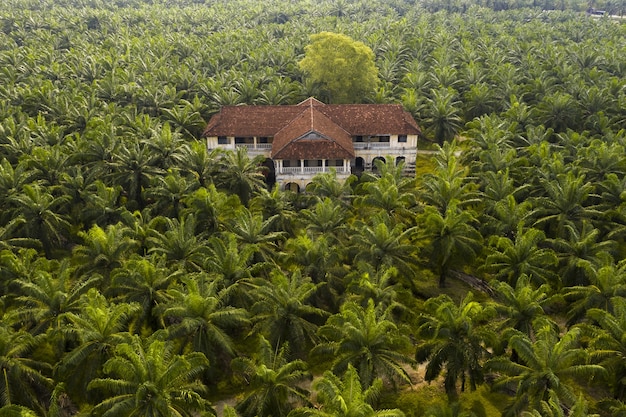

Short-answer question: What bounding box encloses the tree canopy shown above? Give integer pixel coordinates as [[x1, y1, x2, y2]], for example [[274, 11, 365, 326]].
[[299, 32, 380, 104]]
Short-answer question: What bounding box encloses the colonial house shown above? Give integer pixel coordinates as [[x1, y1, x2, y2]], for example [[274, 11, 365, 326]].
[[202, 97, 421, 192]]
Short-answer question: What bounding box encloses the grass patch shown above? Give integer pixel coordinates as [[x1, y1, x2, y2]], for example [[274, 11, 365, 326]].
[[383, 384, 507, 417], [414, 155, 436, 179]]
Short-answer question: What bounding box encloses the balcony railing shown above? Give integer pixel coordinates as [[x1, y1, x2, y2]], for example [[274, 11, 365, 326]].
[[236, 143, 273, 150], [353, 142, 391, 150], [281, 167, 350, 175]]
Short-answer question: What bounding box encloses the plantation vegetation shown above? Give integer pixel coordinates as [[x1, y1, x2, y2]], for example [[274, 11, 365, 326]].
[[0, 0, 625, 416]]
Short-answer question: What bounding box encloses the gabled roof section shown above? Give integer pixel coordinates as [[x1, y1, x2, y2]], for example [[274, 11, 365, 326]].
[[271, 102, 354, 160], [202, 105, 302, 137], [316, 103, 420, 135]]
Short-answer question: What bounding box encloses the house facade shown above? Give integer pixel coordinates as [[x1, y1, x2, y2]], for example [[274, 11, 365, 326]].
[[202, 98, 421, 191]]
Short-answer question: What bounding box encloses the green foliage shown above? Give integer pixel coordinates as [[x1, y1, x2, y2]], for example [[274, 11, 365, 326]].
[[299, 32, 379, 104]]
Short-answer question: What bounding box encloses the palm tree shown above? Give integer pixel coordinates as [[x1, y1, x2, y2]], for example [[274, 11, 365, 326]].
[[423, 88, 463, 145], [0, 324, 53, 414], [490, 275, 557, 341], [300, 197, 349, 243], [562, 261, 626, 325], [144, 170, 198, 218], [288, 365, 405, 417], [108, 256, 178, 331], [147, 214, 210, 273], [72, 223, 139, 285], [421, 204, 483, 288], [415, 293, 494, 400], [532, 173, 600, 239], [107, 141, 164, 210], [483, 227, 558, 286], [349, 215, 419, 285], [227, 208, 287, 263], [88, 335, 213, 417], [181, 184, 241, 236], [8, 184, 71, 258], [246, 270, 329, 357], [8, 259, 99, 336], [548, 222, 615, 288], [586, 297, 626, 401], [160, 276, 249, 374], [55, 289, 139, 403], [314, 299, 413, 388], [215, 147, 267, 205], [232, 337, 311, 417], [487, 326, 606, 417]]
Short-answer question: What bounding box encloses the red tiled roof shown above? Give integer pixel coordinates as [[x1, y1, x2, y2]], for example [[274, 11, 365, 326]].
[[202, 98, 421, 159]]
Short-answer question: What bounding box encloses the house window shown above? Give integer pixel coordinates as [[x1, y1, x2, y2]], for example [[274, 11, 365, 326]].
[[329, 159, 343, 167], [398, 135, 407, 143], [304, 160, 323, 167], [355, 135, 364, 142], [218, 136, 229, 145], [283, 160, 294, 168]]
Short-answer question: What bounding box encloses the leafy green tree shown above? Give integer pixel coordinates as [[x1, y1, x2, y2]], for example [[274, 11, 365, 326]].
[[424, 88, 463, 145], [298, 32, 379, 104], [314, 299, 413, 387], [72, 223, 139, 285], [562, 262, 626, 325], [108, 256, 178, 331], [288, 365, 405, 417], [8, 259, 99, 336], [88, 335, 213, 417], [232, 337, 311, 417], [415, 293, 494, 400]]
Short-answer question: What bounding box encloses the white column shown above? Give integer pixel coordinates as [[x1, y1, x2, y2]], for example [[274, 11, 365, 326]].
[[322, 159, 326, 172], [300, 159, 304, 174]]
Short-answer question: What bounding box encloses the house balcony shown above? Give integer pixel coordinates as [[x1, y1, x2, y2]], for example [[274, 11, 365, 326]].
[[279, 166, 351, 175], [236, 143, 273, 153], [353, 142, 391, 150]]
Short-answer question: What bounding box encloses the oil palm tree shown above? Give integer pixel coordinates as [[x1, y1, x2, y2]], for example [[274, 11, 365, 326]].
[[147, 214, 210, 273], [586, 297, 626, 401], [314, 299, 413, 388], [88, 335, 213, 417], [215, 147, 267, 206], [288, 365, 405, 417], [160, 276, 249, 373], [0, 324, 52, 415], [246, 270, 329, 357], [415, 293, 495, 400], [8, 184, 71, 258], [232, 337, 311, 417], [487, 326, 606, 417], [421, 204, 483, 288], [55, 288, 139, 404], [483, 227, 558, 287]]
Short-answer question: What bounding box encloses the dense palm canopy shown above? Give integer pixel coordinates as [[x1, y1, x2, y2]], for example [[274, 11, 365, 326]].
[[0, 0, 624, 416]]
